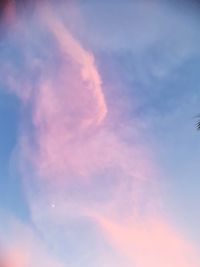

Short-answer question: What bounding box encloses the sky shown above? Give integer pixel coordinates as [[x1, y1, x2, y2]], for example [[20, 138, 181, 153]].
[[0, 0, 200, 266]]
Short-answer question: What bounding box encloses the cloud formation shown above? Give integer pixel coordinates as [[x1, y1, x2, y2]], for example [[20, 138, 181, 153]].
[[0, 1, 199, 267]]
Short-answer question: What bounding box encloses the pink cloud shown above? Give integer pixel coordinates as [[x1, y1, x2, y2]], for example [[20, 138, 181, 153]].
[[1, 2, 199, 267], [16, 6, 108, 182], [92, 214, 199, 267], [0, 248, 28, 267], [0, 216, 64, 267], [1, 0, 16, 26]]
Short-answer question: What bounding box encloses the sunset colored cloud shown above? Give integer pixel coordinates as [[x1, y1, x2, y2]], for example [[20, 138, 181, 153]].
[[92, 214, 199, 267], [0, 1, 200, 267]]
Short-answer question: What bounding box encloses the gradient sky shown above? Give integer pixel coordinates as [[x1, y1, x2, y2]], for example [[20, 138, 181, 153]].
[[0, 0, 200, 266]]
